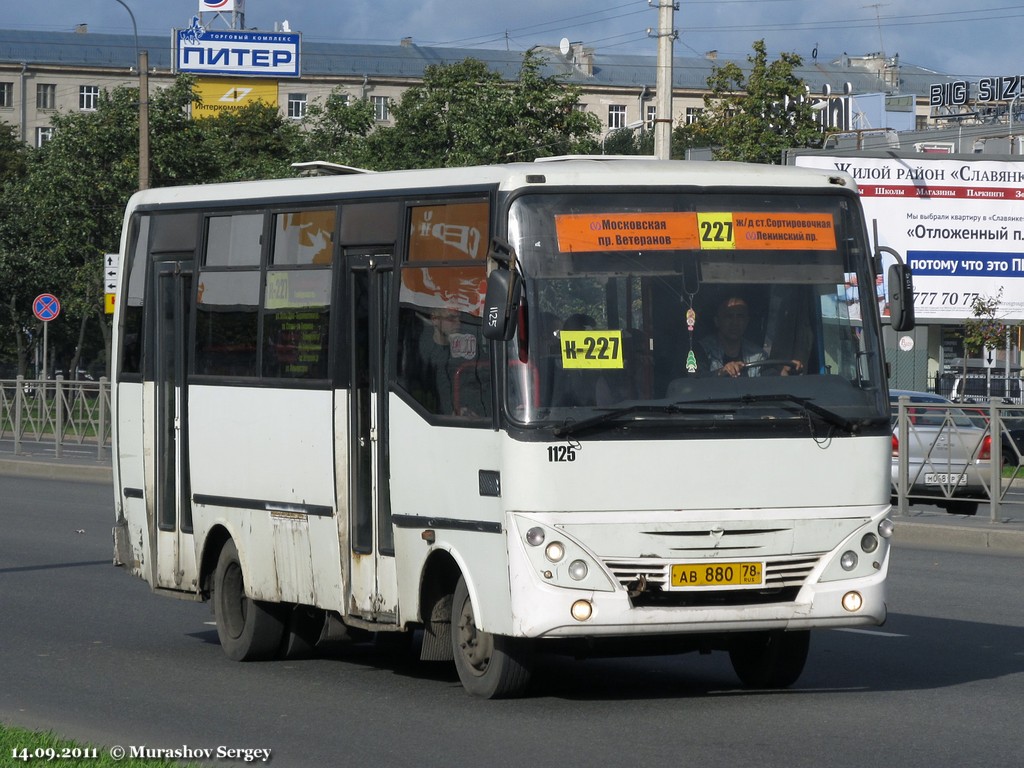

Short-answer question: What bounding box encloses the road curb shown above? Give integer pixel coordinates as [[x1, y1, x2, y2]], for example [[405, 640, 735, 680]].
[[894, 520, 1024, 554], [0, 459, 112, 485]]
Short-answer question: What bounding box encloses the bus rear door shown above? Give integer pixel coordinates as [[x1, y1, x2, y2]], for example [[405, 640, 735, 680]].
[[151, 258, 198, 591]]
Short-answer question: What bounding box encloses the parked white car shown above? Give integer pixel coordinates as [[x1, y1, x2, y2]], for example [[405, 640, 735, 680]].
[[890, 390, 993, 516]]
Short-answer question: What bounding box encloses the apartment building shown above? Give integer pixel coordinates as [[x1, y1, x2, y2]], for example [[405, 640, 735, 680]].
[[0, 26, 949, 148]]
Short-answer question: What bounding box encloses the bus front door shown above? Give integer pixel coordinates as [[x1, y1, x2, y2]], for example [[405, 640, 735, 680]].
[[151, 260, 198, 592], [346, 253, 398, 623]]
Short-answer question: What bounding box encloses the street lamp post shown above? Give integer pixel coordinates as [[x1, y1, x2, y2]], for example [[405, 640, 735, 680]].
[[113, 0, 149, 189]]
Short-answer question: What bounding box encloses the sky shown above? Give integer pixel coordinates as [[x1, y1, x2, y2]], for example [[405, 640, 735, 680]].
[[6, 0, 1024, 79]]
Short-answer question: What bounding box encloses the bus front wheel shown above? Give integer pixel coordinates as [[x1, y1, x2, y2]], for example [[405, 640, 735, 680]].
[[451, 575, 533, 698], [728, 629, 810, 689], [212, 539, 285, 661]]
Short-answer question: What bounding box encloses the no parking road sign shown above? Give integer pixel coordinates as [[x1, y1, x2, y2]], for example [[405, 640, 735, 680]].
[[33, 293, 61, 322]]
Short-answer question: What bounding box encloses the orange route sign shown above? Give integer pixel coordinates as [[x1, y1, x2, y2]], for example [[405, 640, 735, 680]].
[[555, 212, 698, 252], [554, 212, 836, 252]]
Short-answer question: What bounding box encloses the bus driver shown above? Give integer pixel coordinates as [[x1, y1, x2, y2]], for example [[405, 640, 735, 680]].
[[699, 296, 802, 377]]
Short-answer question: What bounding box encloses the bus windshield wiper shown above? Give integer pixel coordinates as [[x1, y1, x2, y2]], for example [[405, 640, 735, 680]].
[[552, 402, 737, 437], [693, 393, 863, 434]]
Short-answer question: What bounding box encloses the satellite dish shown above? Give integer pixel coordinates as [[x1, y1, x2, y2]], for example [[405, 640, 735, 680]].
[[559, 37, 571, 57]]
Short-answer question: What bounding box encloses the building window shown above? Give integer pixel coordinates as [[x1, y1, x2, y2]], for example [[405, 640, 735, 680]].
[[685, 107, 704, 125], [0, 82, 12, 109], [79, 85, 100, 111], [372, 95, 390, 122], [36, 83, 56, 110], [287, 93, 307, 120], [645, 104, 657, 128], [36, 126, 53, 147], [607, 104, 626, 129]]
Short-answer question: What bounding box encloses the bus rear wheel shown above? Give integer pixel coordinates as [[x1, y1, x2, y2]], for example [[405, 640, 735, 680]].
[[212, 539, 285, 661], [728, 629, 810, 689], [451, 575, 533, 698]]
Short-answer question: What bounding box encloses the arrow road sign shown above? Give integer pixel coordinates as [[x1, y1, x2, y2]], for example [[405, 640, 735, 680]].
[[33, 293, 61, 322]]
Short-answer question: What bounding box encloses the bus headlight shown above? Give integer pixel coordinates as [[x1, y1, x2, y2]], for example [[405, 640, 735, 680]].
[[878, 518, 895, 539], [568, 560, 589, 581], [842, 591, 864, 612], [840, 550, 858, 571], [513, 516, 616, 592], [545, 541, 565, 563], [571, 600, 593, 621], [861, 533, 879, 553], [526, 527, 545, 546]]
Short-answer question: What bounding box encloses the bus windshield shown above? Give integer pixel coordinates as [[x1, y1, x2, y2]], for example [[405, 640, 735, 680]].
[[504, 191, 889, 432]]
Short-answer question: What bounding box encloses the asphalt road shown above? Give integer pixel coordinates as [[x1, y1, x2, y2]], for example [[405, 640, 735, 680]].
[[1, 475, 1023, 768]]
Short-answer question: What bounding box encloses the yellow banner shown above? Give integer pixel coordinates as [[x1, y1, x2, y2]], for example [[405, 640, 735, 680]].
[[193, 78, 279, 119]]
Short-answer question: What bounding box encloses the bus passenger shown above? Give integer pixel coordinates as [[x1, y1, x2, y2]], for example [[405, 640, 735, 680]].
[[418, 306, 489, 417]]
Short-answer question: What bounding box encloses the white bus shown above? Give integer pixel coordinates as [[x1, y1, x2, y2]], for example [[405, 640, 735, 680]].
[[111, 158, 913, 698]]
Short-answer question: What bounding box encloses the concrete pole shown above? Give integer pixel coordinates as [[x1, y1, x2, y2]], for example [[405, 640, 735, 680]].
[[653, 1, 676, 160]]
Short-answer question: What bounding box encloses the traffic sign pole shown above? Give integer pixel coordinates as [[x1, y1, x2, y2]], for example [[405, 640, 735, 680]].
[[32, 293, 61, 379]]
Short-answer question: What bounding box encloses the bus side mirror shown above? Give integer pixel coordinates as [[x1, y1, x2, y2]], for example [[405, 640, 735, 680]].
[[873, 230, 914, 332], [482, 240, 522, 341], [887, 261, 915, 332]]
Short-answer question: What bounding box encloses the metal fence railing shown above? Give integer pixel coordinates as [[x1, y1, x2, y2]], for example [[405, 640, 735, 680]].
[[0, 377, 111, 460], [892, 397, 1024, 523]]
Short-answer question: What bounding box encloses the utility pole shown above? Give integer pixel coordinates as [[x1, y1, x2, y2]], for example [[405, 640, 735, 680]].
[[648, 1, 677, 160]]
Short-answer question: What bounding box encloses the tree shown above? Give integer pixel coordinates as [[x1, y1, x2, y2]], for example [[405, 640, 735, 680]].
[[498, 52, 600, 161], [364, 52, 600, 169], [0, 76, 316, 377], [0, 124, 27, 181], [601, 127, 654, 156], [960, 291, 1008, 391], [0, 84, 141, 377], [193, 100, 303, 181], [690, 39, 821, 164], [300, 89, 376, 168]]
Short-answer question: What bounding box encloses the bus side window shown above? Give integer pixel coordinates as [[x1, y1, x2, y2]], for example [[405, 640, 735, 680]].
[[119, 214, 149, 378], [396, 303, 491, 419]]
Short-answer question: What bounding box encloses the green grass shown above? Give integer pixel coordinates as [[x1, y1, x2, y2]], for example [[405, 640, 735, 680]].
[[0, 724, 201, 767]]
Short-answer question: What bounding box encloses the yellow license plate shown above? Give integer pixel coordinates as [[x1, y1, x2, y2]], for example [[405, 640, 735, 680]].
[[670, 562, 764, 588]]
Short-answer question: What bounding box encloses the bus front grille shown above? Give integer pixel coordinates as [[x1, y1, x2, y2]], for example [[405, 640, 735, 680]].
[[601, 555, 822, 608]]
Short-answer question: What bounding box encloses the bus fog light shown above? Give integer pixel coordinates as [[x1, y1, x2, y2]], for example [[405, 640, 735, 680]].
[[526, 527, 545, 547], [861, 533, 879, 553], [842, 591, 864, 612], [545, 541, 565, 563], [568, 560, 588, 581], [570, 600, 593, 621], [840, 550, 858, 571], [878, 518, 894, 539]]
